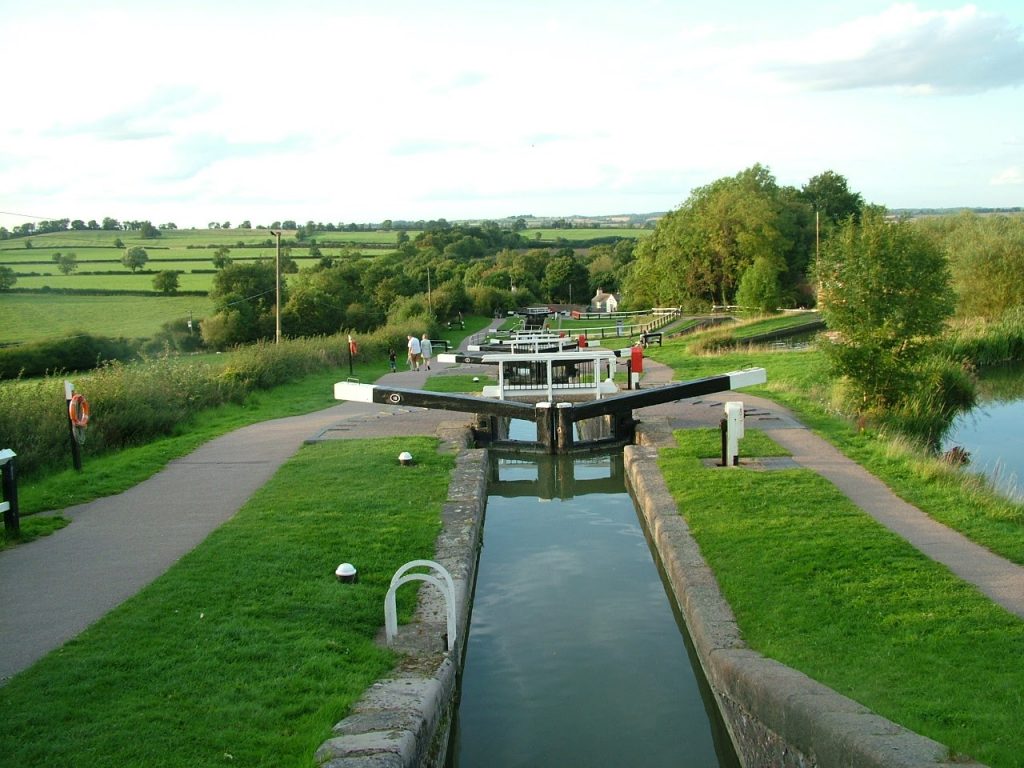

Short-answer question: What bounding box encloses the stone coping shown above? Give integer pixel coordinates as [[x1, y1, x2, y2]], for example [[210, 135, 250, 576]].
[[627, 421, 987, 768]]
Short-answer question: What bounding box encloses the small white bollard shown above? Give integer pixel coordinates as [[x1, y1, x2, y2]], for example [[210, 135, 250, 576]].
[[724, 401, 744, 466]]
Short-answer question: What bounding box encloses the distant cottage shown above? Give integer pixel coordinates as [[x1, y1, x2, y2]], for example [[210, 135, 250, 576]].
[[591, 288, 619, 314]]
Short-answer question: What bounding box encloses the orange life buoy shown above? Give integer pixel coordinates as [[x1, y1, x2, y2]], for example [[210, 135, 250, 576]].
[[69, 393, 90, 427]]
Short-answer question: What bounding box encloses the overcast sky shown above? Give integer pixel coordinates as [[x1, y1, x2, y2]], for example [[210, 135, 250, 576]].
[[1, 0, 1022, 229]]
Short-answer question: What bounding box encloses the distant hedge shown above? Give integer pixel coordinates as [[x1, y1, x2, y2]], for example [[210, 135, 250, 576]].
[[0, 333, 138, 379], [0, 317, 435, 477]]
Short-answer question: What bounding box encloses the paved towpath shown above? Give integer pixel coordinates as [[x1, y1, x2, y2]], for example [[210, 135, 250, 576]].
[[637, 358, 1024, 620], [0, 325, 499, 683]]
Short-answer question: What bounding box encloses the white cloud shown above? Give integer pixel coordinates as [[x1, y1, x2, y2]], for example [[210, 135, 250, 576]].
[[991, 166, 1024, 185], [767, 3, 1024, 94]]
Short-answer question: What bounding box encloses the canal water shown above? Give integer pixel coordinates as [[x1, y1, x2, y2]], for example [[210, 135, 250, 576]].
[[944, 363, 1024, 501], [446, 447, 739, 767]]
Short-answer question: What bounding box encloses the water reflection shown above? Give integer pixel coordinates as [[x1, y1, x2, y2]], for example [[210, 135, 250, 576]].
[[448, 451, 738, 768], [944, 363, 1024, 501]]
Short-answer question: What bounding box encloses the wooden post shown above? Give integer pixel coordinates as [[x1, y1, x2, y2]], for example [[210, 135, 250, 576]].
[[1, 449, 19, 539], [65, 380, 82, 472], [535, 402, 554, 454], [555, 402, 574, 454], [720, 417, 728, 467]]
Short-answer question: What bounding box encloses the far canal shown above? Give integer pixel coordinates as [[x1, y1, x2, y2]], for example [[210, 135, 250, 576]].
[[944, 363, 1024, 501], [447, 448, 739, 767]]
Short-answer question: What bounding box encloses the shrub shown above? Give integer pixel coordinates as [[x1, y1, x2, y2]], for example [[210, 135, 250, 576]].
[[0, 333, 138, 379]]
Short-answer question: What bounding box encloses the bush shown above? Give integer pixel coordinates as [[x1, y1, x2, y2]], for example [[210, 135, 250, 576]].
[[0, 320, 436, 477], [943, 307, 1024, 367], [0, 333, 138, 379]]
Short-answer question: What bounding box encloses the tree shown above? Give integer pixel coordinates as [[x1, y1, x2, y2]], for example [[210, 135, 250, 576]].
[[101, 217, 119, 230], [54, 252, 78, 275], [816, 208, 955, 409], [925, 212, 1024, 320], [801, 171, 864, 227], [0, 266, 16, 290], [114, 237, 124, 248], [122, 246, 150, 272], [735, 256, 784, 314], [140, 221, 161, 239], [624, 165, 810, 310], [153, 270, 180, 294], [212, 246, 232, 269], [203, 261, 280, 348], [542, 254, 589, 303], [240, 220, 252, 229]]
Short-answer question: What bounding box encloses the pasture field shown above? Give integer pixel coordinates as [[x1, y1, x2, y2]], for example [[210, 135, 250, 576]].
[[526, 227, 650, 241], [9, 274, 217, 292], [0, 227, 408, 251], [731, 312, 822, 338], [0, 293, 214, 344]]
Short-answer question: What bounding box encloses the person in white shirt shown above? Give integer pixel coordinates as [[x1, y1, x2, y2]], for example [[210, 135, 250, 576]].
[[407, 334, 422, 370]]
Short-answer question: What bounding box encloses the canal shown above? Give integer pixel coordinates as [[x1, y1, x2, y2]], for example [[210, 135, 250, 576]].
[[446, 447, 739, 767], [944, 363, 1024, 501]]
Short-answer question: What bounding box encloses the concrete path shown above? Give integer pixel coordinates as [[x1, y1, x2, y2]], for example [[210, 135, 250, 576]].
[[0, 323, 502, 683], [636, 358, 1024, 620], [3, 331, 1021, 682]]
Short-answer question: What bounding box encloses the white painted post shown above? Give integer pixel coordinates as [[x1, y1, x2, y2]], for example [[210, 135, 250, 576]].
[[724, 401, 744, 466]]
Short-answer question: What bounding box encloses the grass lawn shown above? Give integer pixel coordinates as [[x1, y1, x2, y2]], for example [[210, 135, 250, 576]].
[[660, 429, 1024, 767], [423, 373, 496, 393], [526, 227, 650, 240], [649, 340, 1024, 564], [0, 292, 215, 344], [0, 437, 450, 767], [730, 312, 822, 339]]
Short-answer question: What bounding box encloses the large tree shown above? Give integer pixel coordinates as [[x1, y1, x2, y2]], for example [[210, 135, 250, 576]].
[[122, 246, 149, 272], [202, 261, 280, 348], [152, 270, 180, 294], [626, 165, 810, 310], [801, 170, 864, 227], [817, 208, 955, 409]]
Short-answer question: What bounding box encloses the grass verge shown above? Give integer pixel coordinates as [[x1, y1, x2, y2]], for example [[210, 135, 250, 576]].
[[0, 437, 450, 767], [661, 429, 1024, 768], [2, 362, 389, 550], [648, 343, 1024, 565], [423, 374, 496, 393]]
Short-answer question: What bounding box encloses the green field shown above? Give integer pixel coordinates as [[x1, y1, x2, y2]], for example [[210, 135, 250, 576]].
[[0, 293, 214, 344], [525, 227, 650, 241], [0, 228, 406, 251]]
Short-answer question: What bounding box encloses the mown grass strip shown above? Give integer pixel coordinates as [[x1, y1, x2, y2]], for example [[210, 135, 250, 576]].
[[660, 430, 1024, 768], [676, 427, 791, 459], [649, 343, 1024, 565], [0, 437, 449, 768]]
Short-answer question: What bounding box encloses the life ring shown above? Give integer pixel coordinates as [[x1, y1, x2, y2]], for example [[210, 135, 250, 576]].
[[69, 393, 90, 427]]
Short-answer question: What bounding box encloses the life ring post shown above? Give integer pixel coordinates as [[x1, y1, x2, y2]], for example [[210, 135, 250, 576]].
[[64, 379, 83, 472]]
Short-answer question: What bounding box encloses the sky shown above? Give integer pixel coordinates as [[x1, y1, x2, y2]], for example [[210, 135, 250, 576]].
[[1, 0, 1022, 230]]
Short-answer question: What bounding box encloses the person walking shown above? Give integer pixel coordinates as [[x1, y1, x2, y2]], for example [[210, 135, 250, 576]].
[[420, 334, 433, 371], [387, 347, 397, 372], [407, 334, 422, 371]]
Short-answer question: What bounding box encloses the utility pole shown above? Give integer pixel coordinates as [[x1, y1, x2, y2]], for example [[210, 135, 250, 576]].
[[270, 230, 282, 343], [815, 211, 821, 308]]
